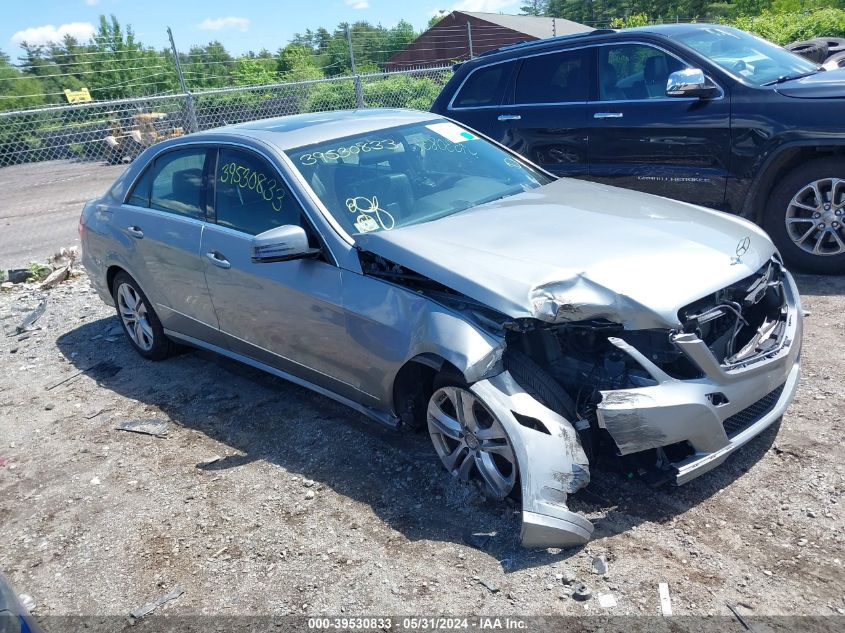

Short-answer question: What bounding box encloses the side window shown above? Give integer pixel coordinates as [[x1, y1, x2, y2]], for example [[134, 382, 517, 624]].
[[215, 148, 303, 236], [149, 149, 208, 219], [598, 44, 686, 101], [452, 61, 514, 108], [126, 166, 153, 207], [514, 49, 588, 104]]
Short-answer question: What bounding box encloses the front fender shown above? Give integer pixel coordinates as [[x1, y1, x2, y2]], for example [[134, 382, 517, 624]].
[[471, 371, 593, 548]]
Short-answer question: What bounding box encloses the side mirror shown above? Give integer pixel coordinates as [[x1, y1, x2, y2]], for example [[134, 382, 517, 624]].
[[666, 68, 718, 98], [251, 225, 321, 263]]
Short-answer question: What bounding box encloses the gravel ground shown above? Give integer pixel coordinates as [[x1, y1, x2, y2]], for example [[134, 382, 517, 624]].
[[0, 161, 125, 271], [0, 271, 843, 623]]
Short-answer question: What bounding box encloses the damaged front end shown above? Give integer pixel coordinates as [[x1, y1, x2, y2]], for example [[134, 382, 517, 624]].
[[362, 249, 801, 549], [507, 258, 801, 487]]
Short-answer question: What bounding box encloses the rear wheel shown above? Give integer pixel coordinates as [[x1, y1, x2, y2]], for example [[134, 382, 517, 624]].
[[764, 159, 845, 274], [112, 272, 175, 360]]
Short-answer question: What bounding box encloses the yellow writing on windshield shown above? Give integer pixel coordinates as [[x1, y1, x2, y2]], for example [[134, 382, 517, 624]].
[[219, 162, 286, 212]]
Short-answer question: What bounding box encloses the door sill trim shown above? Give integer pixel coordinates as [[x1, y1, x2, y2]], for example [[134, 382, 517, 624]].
[[164, 329, 401, 431]]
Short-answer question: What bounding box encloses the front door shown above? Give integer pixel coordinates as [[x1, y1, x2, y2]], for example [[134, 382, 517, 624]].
[[587, 42, 731, 208], [199, 146, 366, 402], [490, 47, 591, 178]]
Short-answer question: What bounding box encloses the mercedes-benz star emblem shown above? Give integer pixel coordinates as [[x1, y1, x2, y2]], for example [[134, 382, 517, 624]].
[[731, 236, 751, 264]]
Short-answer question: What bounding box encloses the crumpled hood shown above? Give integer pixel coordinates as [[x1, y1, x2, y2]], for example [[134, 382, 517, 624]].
[[355, 178, 776, 330], [774, 68, 845, 99]]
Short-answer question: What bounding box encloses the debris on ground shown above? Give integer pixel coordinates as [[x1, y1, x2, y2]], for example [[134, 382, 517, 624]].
[[597, 593, 617, 608], [115, 418, 170, 437], [591, 555, 608, 576], [39, 265, 70, 290], [477, 578, 499, 593], [17, 593, 36, 613], [13, 297, 47, 335], [463, 530, 496, 550], [726, 602, 752, 630], [659, 582, 672, 616], [128, 586, 184, 622], [572, 583, 592, 601], [115, 418, 170, 438], [197, 455, 222, 467], [6, 269, 32, 284]]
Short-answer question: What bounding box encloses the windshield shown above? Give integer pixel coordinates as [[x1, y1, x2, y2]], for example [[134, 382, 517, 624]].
[[286, 121, 553, 237], [675, 26, 818, 85]]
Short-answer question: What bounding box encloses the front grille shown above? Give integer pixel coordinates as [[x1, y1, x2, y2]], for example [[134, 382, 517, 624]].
[[722, 383, 785, 437]]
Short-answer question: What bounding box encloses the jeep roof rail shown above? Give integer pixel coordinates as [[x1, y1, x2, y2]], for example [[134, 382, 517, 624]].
[[476, 28, 616, 59]]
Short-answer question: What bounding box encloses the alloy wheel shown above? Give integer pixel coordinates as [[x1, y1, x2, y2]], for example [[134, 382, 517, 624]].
[[784, 177, 845, 256], [427, 386, 517, 499], [116, 282, 154, 352]]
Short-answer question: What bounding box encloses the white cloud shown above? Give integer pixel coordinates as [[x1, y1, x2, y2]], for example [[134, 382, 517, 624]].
[[85, 0, 100, 6], [197, 16, 250, 32], [345, 0, 370, 8], [11, 22, 97, 46], [449, 0, 520, 12]]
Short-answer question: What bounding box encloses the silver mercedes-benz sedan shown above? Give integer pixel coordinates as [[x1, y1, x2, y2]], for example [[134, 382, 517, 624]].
[[80, 108, 802, 547]]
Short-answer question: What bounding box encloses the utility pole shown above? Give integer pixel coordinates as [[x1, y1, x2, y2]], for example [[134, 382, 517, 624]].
[[346, 26, 364, 109], [466, 21, 474, 59], [167, 27, 198, 133]]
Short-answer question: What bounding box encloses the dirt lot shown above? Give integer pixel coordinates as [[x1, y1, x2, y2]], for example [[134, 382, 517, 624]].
[[0, 271, 843, 624], [0, 161, 125, 271]]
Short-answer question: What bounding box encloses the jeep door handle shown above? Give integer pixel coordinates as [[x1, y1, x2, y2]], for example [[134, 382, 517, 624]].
[[593, 112, 624, 119], [497, 114, 522, 121], [126, 226, 144, 239], [206, 251, 231, 269]]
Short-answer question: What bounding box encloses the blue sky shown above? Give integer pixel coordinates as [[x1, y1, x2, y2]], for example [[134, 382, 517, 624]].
[[1, 0, 522, 57]]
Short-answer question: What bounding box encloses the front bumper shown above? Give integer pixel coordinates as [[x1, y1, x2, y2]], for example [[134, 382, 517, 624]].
[[596, 269, 803, 485]]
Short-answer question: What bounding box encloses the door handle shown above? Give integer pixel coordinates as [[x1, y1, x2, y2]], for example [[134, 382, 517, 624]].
[[593, 112, 624, 119], [497, 114, 522, 121], [126, 226, 144, 239], [206, 251, 231, 269]]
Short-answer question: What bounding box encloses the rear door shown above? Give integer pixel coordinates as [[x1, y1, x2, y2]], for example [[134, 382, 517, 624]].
[[199, 146, 363, 402], [487, 47, 591, 177], [587, 41, 731, 207], [444, 60, 517, 138], [113, 146, 223, 344]]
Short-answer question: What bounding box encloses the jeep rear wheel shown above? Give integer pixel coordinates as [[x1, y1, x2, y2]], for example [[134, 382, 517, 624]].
[[764, 159, 845, 275]]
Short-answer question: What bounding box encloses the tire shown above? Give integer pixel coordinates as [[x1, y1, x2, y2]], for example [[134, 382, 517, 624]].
[[763, 158, 845, 275], [823, 51, 845, 71], [427, 377, 519, 500], [504, 349, 576, 419], [812, 37, 845, 56], [111, 271, 175, 360], [786, 39, 829, 64]]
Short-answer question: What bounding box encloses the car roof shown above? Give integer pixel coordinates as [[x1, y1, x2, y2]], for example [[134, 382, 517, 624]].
[[463, 23, 737, 66], [204, 108, 441, 151]]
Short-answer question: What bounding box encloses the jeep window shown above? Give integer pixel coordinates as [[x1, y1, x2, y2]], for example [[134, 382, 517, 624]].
[[286, 121, 552, 237], [599, 44, 686, 100], [675, 26, 818, 86], [515, 49, 589, 104], [452, 61, 514, 108]]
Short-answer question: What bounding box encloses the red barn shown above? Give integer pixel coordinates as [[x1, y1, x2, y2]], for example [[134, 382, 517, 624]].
[[386, 11, 591, 70]]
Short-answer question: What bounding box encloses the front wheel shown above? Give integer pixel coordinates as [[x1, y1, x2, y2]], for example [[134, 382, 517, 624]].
[[763, 158, 845, 275], [427, 382, 518, 500]]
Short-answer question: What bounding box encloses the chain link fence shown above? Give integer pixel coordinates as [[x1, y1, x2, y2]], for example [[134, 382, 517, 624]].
[[0, 66, 453, 168]]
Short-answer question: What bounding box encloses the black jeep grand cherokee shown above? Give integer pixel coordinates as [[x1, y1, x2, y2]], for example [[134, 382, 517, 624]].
[[431, 24, 845, 274]]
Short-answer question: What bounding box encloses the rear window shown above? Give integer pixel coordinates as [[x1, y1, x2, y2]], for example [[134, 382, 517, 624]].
[[452, 61, 514, 108], [515, 48, 589, 104], [148, 149, 209, 220]]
